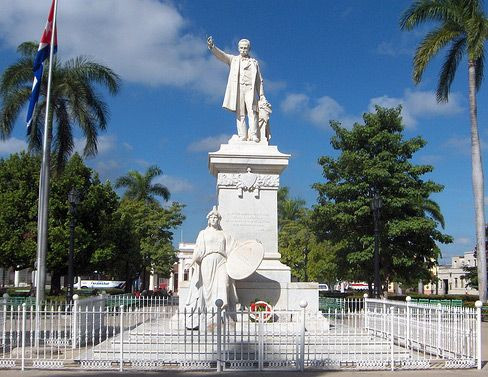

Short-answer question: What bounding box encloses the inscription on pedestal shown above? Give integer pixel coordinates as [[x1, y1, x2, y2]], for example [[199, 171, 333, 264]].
[[224, 212, 272, 228]]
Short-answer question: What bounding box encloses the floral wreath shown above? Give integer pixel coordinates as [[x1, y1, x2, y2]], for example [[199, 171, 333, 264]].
[[249, 300, 273, 322]]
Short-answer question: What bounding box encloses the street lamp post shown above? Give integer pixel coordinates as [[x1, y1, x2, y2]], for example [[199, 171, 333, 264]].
[[67, 188, 80, 303], [371, 191, 382, 298]]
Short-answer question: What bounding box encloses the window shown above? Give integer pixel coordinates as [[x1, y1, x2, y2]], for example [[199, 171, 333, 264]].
[[454, 278, 458, 288]]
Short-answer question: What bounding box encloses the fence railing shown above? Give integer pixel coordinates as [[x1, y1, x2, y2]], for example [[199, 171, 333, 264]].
[[364, 297, 482, 369], [0, 297, 482, 371]]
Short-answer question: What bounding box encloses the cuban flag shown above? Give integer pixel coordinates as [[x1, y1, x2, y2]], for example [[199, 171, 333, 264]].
[[26, 0, 58, 135]]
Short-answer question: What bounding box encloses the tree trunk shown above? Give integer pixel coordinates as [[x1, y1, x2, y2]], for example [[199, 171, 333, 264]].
[[49, 270, 61, 296], [468, 60, 487, 302]]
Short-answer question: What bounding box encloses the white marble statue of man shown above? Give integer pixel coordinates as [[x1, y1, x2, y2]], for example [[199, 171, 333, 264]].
[[185, 206, 238, 312], [207, 36, 265, 142]]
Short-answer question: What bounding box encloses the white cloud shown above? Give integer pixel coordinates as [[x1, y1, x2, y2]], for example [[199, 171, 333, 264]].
[[369, 90, 463, 128], [308, 97, 345, 125], [188, 134, 231, 152], [155, 175, 193, 193], [122, 142, 133, 151], [444, 135, 486, 156], [281, 93, 308, 113], [281, 89, 463, 131], [93, 159, 122, 178], [444, 136, 470, 154], [281, 93, 360, 129], [74, 134, 116, 156], [0, 1, 227, 96], [0, 137, 27, 155], [376, 41, 411, 57], [418, 154, 443, 164], [266, 79, 287, 93], [96, 135, 117, 154], [454, 237, 472, 246]]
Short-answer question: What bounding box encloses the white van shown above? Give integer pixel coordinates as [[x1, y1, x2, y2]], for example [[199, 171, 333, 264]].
[[74, 277, 125, 290], [318, 283, 329, 292]]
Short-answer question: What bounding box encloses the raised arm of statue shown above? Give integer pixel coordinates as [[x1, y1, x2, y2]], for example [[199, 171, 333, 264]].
[[207, 36, 232, 65]]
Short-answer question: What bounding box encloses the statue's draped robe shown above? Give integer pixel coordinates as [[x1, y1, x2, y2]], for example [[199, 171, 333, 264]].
[[209, 46, 264, 114], [185, 228, 238, 311]]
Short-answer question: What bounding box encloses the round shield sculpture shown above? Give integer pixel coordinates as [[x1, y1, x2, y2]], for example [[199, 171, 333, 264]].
[[226, 240, 264, 280]]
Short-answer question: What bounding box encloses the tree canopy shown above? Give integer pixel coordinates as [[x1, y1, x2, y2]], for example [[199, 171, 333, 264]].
[[0, 152, 40, 270], [312, 106, 452, 290], [0, 153, 184, 293], [278, 187, 339, 284], [115, 165, 170, 204]]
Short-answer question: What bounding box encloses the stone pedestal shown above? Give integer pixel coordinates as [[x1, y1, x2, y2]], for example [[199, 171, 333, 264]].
[[208, 141, 318, 311], [209, 142, 291, 281]]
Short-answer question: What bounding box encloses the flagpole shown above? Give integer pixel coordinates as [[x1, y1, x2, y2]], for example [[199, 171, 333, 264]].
[[35, 0, 59, 307]]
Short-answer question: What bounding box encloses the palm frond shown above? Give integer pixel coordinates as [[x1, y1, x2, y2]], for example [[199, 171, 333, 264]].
[[423, 198, 445, 228], [466, 13, 486, 59], [400, 0, 463, 31], [28, 100, 45, 153], [0, 57, 35, 95], [65, 56, 121, 95], [150, 184, 170, 201], [16, 41, 38, 59], [475, 53, 484, 91], [0, 41, 120, 174], [146, 165, 162, 180], [53, 99, 73, 173], [63, 59, 110, 128], [437, 36, 466, 101], [413, 24, 461, 84], [115, 175, 136, 189], [0, 87, 31, 139]]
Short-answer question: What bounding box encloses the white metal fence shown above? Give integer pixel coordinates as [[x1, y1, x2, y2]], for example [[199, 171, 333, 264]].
[[0, 296, 482, 371]]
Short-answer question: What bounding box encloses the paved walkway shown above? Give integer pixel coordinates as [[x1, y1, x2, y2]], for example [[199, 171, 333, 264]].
[[0, 368, 486, 376], [0, 323, 486, 377]]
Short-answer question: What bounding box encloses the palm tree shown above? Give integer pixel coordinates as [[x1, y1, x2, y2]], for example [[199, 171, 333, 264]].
[[115, 165, 170, 204], [423, 198, 445, 229], [400, 0, 488, 301], [0, 41, 120, 172], [277, 187, 306, 231]]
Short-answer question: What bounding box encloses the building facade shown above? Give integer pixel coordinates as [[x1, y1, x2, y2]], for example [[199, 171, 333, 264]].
[[437, 251, 478, 296]]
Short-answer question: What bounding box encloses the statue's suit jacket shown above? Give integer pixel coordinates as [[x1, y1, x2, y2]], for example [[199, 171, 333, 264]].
[[210, 45, 264, 113]]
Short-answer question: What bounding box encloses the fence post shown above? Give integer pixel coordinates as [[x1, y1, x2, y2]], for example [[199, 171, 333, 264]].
[[119, 305, 124, 372], [299, 300, 308, 371], [475, 301, 482, 370], [405, 296, 411, 352], [390, 307, 395, 371], [21, 303, 26, 371], [215, 299, 223, 372], [258, 307, 264, 371], [437, 304, 442, 358], [72, 294, 79, 349], [363, 294, 368, 329]]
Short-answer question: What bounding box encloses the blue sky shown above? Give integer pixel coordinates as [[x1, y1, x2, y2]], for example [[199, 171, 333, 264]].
[[0, 0, 486, 261]]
